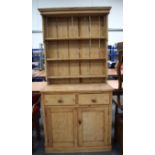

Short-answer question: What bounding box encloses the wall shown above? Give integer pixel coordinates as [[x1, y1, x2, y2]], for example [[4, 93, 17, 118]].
[[32, 0, 123, 48]]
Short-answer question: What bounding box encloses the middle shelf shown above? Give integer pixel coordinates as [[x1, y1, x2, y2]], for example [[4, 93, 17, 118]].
[[47, 75, 106, 79], [46, 58, 106, 61]]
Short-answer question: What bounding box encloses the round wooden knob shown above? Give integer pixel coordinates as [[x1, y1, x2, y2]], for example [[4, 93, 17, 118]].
[[91, 99, 96, 103], [78, 120, 82, 125], [58, 99, 63, 103]]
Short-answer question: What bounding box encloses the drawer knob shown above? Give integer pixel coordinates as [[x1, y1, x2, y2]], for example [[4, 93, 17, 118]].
[[58, 99, 63, 103], [91, 99, 96, 103], [78, 120, 82, 125]]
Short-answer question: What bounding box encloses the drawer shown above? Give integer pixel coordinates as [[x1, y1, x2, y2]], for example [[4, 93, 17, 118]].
[[78, 93, 109, 105], [44, 94, 75, 105]]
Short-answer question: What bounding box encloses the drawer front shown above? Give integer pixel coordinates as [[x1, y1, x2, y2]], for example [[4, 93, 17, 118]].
[[44, 94, 75, 105], [78, 93, 109, 105]]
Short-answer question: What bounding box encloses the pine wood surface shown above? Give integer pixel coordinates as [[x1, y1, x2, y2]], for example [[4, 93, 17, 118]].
[[39, 7, 111, 16], [41, 83, 113, 93], [41, 90, 112, 152], [38, 7, 112, 153], [39, 7, 111, 84], [32, 82, 117, 92]]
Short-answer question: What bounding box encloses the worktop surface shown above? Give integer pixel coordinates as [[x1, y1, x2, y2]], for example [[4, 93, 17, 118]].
[[41, 83, 113, 93]]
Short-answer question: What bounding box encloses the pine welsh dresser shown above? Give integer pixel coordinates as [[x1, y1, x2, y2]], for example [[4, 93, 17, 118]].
[[39, 7, 113, 153]]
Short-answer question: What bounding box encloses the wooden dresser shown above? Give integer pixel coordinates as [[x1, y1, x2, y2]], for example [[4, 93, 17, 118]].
[[39, 7, 112, 153]]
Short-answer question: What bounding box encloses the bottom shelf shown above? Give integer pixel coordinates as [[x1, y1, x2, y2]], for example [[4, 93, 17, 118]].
[[47, 75, 106, 84], [47, 75, 106, 79]]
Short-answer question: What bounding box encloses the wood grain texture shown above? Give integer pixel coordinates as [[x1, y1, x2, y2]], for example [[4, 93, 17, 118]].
[[45, 145, 112, 153], [39, 7, 112, 153], [40, 7, 109, 84], [41, 83, 113, 93], [68, 17, 79, 38], [78, 93, 109, 105], [42, 91, 112, 152], [39, 7, 111, 16], [46, 17, 57, 38], [69, 40, 80, 83], [46, 41, 58, 58], [57, 17, 68, 38], [45, 107, 76, 147], [32, 81, 117, 92], [44, 94, 75, 105], [78, 107, 109, 147]]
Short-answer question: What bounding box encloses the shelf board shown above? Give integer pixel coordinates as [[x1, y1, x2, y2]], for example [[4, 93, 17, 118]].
[[47, 75, 106, 79], [46, 58, 106, 61], [45, 37, 107, 41]]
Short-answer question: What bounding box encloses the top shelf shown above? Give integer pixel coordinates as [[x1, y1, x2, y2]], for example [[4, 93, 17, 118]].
[[45, 37, 107, 41]]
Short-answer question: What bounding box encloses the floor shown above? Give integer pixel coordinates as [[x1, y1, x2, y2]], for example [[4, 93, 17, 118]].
[[33, 99, 122, 155], [33, 139, 120, 155]]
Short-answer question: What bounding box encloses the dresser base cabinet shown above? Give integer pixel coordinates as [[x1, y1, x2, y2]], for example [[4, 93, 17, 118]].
[[41, 84, 113, 153]]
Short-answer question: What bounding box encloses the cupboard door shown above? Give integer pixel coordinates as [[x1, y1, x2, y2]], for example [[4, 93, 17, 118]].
[[78, 107, 109, 147], [45, 107, 76, 147]]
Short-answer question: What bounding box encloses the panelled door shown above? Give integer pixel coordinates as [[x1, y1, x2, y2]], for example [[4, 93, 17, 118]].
[[45, 107, 76, 147], [78, 107, 109, 147]]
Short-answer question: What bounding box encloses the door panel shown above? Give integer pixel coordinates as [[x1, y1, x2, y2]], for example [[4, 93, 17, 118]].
[[45, 107, 76, 147], [78, 107, 109, 147]]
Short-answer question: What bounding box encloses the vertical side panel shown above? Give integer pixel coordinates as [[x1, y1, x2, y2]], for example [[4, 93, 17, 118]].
[[45, 107, 53, 147], [104, 15, 108, 81], [42, 16, 48, 83], [104, 106, 109, 145], [108, 92, 112, 145], [41, 94, 48, 147]]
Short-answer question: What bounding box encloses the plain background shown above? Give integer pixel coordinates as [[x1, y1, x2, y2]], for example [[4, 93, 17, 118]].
[[0, 0, 155, 155]]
